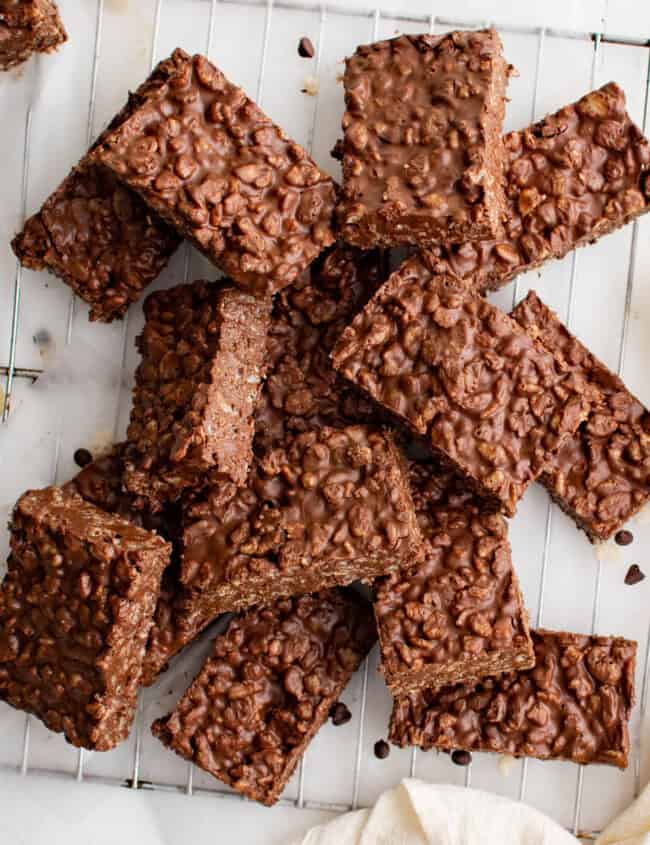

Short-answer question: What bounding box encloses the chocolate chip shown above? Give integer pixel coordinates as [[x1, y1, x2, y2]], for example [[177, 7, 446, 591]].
[[298, 37, 315, 58], [625, 564, 645, 585], [374, 739, 390, 759], [73, 448, 93, 468], [615, 530, 634, 546], [33, 328, 52, 346], [330, 139, 344, 161], [451, 749, 472, 766], [330, 701, 351, 726]]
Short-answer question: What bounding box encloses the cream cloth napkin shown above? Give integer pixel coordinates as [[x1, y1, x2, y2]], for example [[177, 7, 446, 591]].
[[294, 779, 650, 845], [596, 783, 650, 845], [292, 779, 578, 844]]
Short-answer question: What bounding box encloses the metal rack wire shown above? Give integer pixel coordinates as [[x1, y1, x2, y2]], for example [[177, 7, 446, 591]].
[[1, 0, 650, 839]]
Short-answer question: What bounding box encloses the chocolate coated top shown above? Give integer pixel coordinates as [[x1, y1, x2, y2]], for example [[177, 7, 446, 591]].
[[332, 255, 598, 515], [0, 0, 38, 17], [12, 50, 181, 320], [375, 462, 533, 692], [428, 83, 650, 292], [181, 425, 421, 595], [0, 487, 170, 750], [64, 444, 190, 686], [255, 242, 386, 453], [0, 0, 67, 82], [390, 629, 636, 769], [13, 485, 168, 552], [94, 49, 336, 297], [511, 290, 650, 540], [152, 590, 376, 805], [337, 29, 508, 248]]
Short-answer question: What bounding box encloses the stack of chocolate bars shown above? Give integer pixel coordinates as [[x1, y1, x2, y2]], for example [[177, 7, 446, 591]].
[[1, 29, 648, 806]]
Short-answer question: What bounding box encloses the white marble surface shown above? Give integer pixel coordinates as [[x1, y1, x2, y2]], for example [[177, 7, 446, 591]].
[[1, 0, 650, 842]]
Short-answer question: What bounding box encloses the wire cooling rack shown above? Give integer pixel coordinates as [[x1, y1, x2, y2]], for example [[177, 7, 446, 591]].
[[1, 0, 650, 839]]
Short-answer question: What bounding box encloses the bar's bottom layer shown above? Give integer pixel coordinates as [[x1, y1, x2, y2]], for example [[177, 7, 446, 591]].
[[381, 647, 536, 697], [181, 558, 409, 621]]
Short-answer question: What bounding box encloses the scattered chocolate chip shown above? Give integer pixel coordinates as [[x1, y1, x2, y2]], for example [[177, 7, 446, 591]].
[[33, 328, 52, 346], [331, 139, 344, 161], [330, 701, 351, 726], [625, 564, 645, 585], [451, 749, 472, 766], [298, 37, 315, 58], [73, 448, 93, 468], [615, 530, 634, 546], [374, 739, 390, 759]]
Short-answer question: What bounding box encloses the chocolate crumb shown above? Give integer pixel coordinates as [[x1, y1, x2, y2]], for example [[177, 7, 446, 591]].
[[330, 701, 351, 726], [451, 749, 472, 766], [625, 564, 645, 585], [615, 530, 634, 546], [298, 37, 315, 58], [73, 448, 93, 468], [374, 739, 390, 759], [301, 75, 319, 96]]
